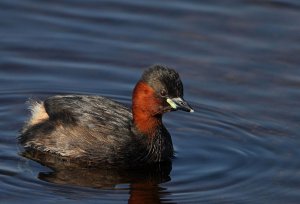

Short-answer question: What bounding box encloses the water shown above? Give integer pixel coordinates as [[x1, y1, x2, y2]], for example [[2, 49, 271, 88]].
[[1, 0, 300, 203]]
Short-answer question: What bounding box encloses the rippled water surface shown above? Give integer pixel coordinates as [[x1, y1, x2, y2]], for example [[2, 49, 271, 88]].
[[1, 0, 300, 203]]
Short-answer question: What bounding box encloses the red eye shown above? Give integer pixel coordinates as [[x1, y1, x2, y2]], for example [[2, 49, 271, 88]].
[[160, 89, 167, 97]]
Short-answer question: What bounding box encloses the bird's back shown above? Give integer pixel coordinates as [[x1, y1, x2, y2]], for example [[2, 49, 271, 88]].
[[20, 95, 141, 165]]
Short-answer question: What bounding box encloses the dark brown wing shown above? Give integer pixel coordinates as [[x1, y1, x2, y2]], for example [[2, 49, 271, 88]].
[[20, 95, 137, 164]]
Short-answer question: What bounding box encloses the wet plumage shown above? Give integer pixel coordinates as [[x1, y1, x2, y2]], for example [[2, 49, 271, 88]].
[[19, 65, 193, 168]]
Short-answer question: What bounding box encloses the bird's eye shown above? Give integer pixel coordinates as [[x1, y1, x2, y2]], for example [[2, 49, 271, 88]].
[[160, 89, 167, 97]]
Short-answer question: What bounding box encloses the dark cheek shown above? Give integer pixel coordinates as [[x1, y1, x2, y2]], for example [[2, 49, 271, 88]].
[[161, 101, 168, 110], [158, 105, 164, 112], [154, 100, 165, 113]]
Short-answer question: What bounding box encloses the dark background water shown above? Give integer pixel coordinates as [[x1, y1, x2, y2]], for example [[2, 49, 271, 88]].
[[1, 0, 300, 203]]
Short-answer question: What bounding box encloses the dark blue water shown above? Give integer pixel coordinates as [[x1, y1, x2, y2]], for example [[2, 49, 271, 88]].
[[1, 0, 300, 203]]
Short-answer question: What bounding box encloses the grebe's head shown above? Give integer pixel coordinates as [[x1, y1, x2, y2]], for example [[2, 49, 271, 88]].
[[132, 65, 193, 121]]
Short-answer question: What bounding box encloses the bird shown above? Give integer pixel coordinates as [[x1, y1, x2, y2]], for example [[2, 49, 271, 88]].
[[19, 65, 193, 168]]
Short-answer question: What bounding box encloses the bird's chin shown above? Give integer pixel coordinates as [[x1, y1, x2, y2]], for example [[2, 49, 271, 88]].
[[164, 107, 176, 113], [159, 106, 176, 113]]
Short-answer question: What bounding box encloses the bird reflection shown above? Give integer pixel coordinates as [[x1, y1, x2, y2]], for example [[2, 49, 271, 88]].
[[21, 150, 174, 204]]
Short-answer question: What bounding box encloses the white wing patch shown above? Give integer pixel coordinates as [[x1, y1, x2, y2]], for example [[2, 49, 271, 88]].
[[28, 101, 49, 126]]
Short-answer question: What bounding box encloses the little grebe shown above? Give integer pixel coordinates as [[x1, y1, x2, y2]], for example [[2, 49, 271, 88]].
[[19, 65, 193, 167]]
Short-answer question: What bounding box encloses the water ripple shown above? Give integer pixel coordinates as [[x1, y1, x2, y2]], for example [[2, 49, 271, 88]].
[[1, 0, 300, 203]]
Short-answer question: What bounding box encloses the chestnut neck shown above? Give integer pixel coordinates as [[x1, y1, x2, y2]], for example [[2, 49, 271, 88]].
[[132, 81, 162, 136]]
